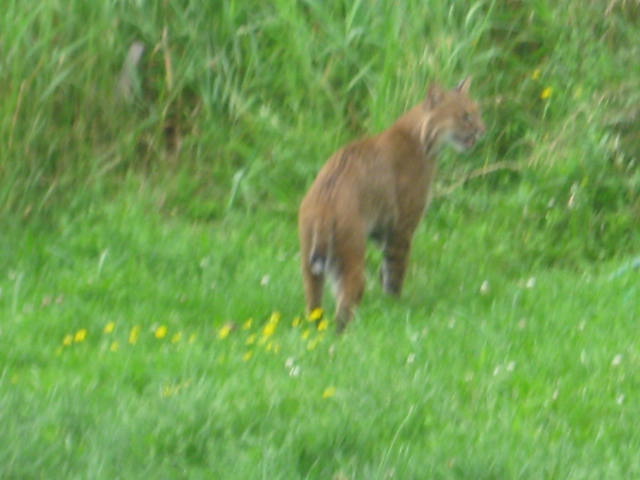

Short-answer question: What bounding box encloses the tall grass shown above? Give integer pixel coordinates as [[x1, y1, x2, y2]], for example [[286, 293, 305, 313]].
[[1, 1, 638, 227]]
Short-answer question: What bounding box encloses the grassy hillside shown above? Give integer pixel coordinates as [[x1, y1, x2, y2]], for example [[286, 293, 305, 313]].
[[1, 0, 639, 478], [2, 1, 638, 222]]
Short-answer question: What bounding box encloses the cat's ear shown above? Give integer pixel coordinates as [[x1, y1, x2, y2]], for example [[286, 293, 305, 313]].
[[456, 76, 472, 94], [425, 83, 445, 109]]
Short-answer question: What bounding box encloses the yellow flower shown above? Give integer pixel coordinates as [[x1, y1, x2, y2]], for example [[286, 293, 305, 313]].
[[269, 312, 282, 325], [161, 385, 177, 398], [265, 341, 281, 353], [309, 308, 323, 322], [246, 334, 257, 345], [242, 350, 254, 362], [317, 319, 329, 332], [188, 333, 197, 344], [110, 341, 120, 352], [292, 316, 302, 327], [62, 334, 73, 346], [540, 86, 553, 99], [573, 86, 583, 99], [171, 332, 182, 344], [161, 380, 191, 397], [218, 324, 232, 340], [155, 325, 168, 339], [322, 386, 337, 399], [242, 318, 253, 330], [307, 338, 320, 351], [531, 68, 541, 80], [74, 329, 88, 343], [103, 322, 116, 334], [262, 322, 277, 338], [301, 328, 311, 340], [129, 325, 141, 344]]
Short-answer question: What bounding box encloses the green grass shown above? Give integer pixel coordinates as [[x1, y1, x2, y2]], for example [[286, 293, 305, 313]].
[[2, 188, 639, 478], [1, 0, 639, 478]]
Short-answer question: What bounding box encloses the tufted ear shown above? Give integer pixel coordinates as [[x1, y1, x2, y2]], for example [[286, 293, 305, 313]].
[[425, 83, 445, 109], [456, 76, 472, 94]]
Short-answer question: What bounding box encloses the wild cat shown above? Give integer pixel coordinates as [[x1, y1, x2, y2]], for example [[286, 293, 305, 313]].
[[299, 78, 485, 332]]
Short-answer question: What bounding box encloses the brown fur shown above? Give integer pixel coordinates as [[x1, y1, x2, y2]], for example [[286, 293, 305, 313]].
[[299, 78, 485, 332]]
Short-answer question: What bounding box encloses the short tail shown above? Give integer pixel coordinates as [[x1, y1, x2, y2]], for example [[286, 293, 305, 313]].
[[308, 219, 333, 276]]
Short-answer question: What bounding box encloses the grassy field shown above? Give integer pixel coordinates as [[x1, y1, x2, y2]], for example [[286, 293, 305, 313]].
[[1, 0, 640, 478]]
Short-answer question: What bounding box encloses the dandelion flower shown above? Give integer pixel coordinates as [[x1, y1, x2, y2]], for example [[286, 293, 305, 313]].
[[317, 319, 329, 332], [531, 68, 541, 80], [322, 386, 337, 399], [246, 333, 257, 345], [307, 338, 320, 351], [573, 86, 583, 99], [265, 341, 281, 354], [540, 86, 553, 99], [171, 332, 182, 344], [110, 341, 120, 352], [292, 316, 302, 328], [262, 322, 277, 338], [161, 385, 176, 398], [218, 324, 232, 340], [242, 318, 253, 330], [129, 325, 141, 344], [268, 311, 282, 325], [103, 322, 116, 334], [309, 308, 323, 322], [74, 329, 88, 343], [301, 328, 311, 340], [63, 334, 73, 346], [155, 325, 168, 339], [242, 350, 254, 362], [188, 333, 197, 344]]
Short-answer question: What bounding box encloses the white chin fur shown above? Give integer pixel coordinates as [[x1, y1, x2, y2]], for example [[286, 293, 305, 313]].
[[444, 133, 469, 152], [440, 131, 467, 153]]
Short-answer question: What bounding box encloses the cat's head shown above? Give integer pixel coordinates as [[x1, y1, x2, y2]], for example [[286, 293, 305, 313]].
[[424, 77, 486, 152]]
